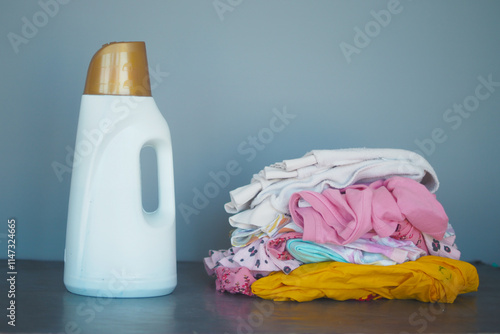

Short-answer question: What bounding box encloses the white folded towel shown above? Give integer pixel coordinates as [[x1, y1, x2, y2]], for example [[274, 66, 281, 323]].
[[225, 148, 439, 225], [274, 148, 435, 174]]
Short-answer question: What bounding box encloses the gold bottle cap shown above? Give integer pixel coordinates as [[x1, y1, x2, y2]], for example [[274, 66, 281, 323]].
[[83, 41, 152, 96]]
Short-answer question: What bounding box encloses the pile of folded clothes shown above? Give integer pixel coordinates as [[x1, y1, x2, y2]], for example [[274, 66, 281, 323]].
[[204, 148, 479, 303]]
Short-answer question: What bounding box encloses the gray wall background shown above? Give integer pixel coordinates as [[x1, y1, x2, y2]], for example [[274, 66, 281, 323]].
[[1, 0, 499, 264]]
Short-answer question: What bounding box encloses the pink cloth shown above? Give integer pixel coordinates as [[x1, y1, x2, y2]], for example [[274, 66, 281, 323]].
[[204, 232, 303, 278], [392, 219, 428, 253], [423, 223, 461, 260], [289, 176, 448, 246], [214, 267, 256, 296]]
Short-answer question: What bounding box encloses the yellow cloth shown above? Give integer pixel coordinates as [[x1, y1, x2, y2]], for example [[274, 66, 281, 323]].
[[251, 256, 479, 303]]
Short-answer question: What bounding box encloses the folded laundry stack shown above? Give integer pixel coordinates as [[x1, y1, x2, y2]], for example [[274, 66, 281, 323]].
[[204, 148, 479, 303]]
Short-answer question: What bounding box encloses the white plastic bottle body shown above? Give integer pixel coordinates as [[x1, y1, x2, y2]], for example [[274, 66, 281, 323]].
[[64, 94, 176, 298]]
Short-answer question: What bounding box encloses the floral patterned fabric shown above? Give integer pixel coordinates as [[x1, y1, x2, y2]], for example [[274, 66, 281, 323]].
[[204, 232, 303, 279], [214, 267, 256, 296]]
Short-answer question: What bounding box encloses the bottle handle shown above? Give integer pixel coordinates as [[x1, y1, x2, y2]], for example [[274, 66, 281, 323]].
[[143, 138, 175, 227]]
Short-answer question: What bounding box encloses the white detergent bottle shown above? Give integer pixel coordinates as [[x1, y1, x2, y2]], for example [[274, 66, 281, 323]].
[[64, 41, 176, 298]]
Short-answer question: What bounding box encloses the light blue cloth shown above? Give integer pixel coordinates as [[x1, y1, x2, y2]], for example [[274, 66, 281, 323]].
[[286, 239, 347, 264], [286, 236, 426, 266]]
